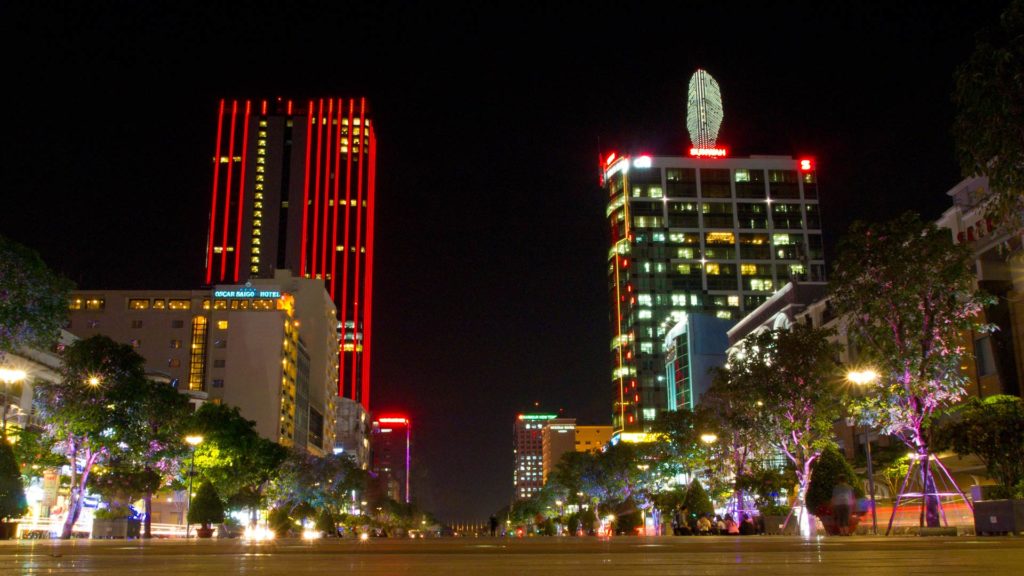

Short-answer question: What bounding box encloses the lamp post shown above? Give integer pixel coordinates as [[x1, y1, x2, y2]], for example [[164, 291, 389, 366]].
[[0, 368, 27, 440], [846, 369, 879, 535], [184, 435, 204, 538]]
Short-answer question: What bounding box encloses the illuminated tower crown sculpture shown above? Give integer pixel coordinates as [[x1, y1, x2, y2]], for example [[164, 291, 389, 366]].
[[686, 69, 724, 149], [204, 97, 377, 410]]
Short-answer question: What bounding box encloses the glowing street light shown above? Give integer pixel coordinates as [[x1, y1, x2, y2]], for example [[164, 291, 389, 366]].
[[699, 433, 718, 445], [845, 368, 879, 534], [87, 375, 102, 387], [184, 435, 204, 538], [0, 368, 27, 440], [846, 369, 879, 386]]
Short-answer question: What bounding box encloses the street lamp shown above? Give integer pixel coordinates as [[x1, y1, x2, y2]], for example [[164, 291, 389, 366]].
[[184, 434, 203, 538], [0, 368, 27, 440], [846, 369, 879, 535]]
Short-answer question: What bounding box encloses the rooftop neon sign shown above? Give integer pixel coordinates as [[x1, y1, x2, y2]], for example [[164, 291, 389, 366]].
[[518, 414, 558, 421], [688, 147, 728, 158]]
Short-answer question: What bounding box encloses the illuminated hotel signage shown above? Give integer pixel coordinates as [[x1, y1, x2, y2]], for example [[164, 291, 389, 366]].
[[518, 414, 558, 421], [213, 287, 282, 299], [688, 147, 728, 158]]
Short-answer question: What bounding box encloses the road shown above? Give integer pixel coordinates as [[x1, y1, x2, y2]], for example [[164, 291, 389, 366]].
[[3, 535, 1022, 575]]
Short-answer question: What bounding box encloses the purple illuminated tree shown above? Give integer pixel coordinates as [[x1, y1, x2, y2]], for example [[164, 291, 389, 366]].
[[831, 212, 992, 528], [35, 336, 150, 539], [721, 324, 842, 534]]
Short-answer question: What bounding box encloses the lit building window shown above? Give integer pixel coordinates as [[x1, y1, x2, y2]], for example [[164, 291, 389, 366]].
[[129, 299, 150, 310], [217, 320, 229, 330], [705, 232, 735, 244], [705, 263, 720, 275], [727, 295, 739, 307], [773, 233, 791, 245], [168, 299, 191, 310]]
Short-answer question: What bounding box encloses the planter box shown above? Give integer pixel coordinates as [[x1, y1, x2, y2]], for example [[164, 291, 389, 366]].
[[0, 522, 18, 540], [91, 518, 141, 539], [974, 499, 1024, 536]]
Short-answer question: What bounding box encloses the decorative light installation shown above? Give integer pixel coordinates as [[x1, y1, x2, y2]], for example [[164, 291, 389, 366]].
[[686, 69, 724, 149]]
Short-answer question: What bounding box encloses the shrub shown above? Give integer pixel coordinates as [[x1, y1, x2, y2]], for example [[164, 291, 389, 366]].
[[682, 479, 714, 519], [268, 507, 292, 537], [187, 481, 225, 528], [315, 509, 335, 535], [806, 447, 864, 515], [0, 441, 27, 522]]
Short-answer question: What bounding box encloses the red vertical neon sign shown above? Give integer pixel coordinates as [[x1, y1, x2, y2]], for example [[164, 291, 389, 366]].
[[311, 99, 324, 278], [330, 98, 343, 301], [339, 99, 355, 398], [233, 100, 251, 282], [220, 100, 238, 281], [361, 126, 376, 410], [320, 98, 333, 283], [205, 100, 226, 285], [350, 98, 366, 402], [299, 103, 313, 277]]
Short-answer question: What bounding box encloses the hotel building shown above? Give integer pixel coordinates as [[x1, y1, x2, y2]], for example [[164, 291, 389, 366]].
[[66, 270, 339, 454], [202, 97, 377, 410]]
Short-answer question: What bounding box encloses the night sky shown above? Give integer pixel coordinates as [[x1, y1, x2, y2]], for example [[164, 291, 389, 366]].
[[4, 1, 1009, 521]]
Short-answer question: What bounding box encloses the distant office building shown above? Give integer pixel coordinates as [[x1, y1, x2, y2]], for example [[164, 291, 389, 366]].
[[334, 396, 371, 469], [604, 70, 824, 433], [513, 413, 557, 500], [371, 416, 411, 503], [66, 270, 338, 454], [202, 97, 377, 410], [541, 418, 576, 484], [664, 312, 741, 412], [574, 425, 613, 453]]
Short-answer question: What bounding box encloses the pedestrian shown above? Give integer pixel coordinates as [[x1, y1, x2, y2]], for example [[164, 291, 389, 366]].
[[724, 514, 739, 535], [489, 516, 498, 537], [739, 513, 756, 535], [831, 474, 855, 536], [697, 514, 712, 535]]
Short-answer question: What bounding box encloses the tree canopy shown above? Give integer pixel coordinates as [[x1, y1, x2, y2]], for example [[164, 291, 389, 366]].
[[952, 0, 1024, 230], [934, 394, 1024, 498], [0, 235, 71, 355]]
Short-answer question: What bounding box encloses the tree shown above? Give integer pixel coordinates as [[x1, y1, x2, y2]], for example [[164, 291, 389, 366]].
[[952, 0, 1024, 230], [35, 335, 150, 539], [187, 481, 225, 531], [934, 395, 1024, 498], [106, 379, 191, 538], [0, 441, 27, 523], [697, 370, 773, 516], [188, 403, 287, 523], [831, 212, 992, 527], [0, 235, 72, 358], [722, 325, 843, 533]]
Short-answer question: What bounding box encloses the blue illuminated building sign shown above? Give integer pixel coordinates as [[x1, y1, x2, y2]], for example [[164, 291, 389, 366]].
[[213, 288, 282, 299]]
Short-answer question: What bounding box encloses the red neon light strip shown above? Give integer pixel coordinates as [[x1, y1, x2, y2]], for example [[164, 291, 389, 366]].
[[299, 103, 313, 277], [233, 100, 251, 282], [330, 98, 343, 301], [321, 98, 333, 283], [350, 98, 366, 403], [361, 125, 376, 410], [287, 100, 293, 116], [339, 99, 355, 398], [311, 99, 324, 278], [220, 100, 238, 281], [261, 99, 267, 116], [205, 99, 226, 285]]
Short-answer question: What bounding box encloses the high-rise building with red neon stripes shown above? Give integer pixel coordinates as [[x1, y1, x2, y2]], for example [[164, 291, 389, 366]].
[[203, 97, 377, 410]]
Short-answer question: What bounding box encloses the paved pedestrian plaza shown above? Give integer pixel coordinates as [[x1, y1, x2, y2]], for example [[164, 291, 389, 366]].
[[3, 535, 1023, 575]]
